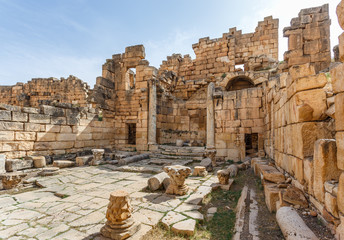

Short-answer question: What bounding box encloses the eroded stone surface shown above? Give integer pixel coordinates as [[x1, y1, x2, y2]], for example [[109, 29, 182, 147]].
[[100, 190, 141, 240], [164, 165, 191, 196]]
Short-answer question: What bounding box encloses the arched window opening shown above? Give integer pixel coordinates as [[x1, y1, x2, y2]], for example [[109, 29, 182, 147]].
[[226, 76, 254, 91], [125, 68, 136, 90]]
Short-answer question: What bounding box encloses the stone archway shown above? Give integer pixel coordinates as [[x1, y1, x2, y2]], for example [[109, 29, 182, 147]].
[[225, 75, 254, 91]]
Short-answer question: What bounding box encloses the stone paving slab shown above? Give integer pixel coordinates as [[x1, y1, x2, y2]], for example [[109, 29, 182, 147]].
[[0, 164, 215, 239]]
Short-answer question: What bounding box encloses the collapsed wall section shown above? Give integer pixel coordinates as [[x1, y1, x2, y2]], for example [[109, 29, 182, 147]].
[[0, 76, 91, 108], [0, 103, 115, 160], [283, 4, 331, 72], [103, 45, 158, 151]]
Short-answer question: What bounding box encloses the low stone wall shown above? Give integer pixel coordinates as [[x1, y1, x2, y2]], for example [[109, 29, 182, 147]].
[[0, 103, 115, 159]]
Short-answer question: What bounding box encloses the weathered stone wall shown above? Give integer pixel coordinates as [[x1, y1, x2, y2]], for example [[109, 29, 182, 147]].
[[0, 76, 91, 108], [283, 4, 331, 72], [159, 16, 278, 83], [101, 45, 157, 151], [330, 1, 344, 237], [260, 3, 342, 233], [214, 87, 264, 161], [156, 87, 207, 145], [0, 103, 115, 159]]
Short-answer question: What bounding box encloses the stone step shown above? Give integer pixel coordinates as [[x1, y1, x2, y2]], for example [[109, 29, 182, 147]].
[[153, 154, 203, 161], [158, 145, 205, 153], [160, 151, 204, 157], [148, 158, 193, 166]]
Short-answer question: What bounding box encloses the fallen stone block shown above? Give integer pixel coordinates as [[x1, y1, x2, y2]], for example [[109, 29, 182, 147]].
[[276, 207, 318, 240], [192, 166, 208, 177], [118, 153, 150, 166], [53, 160, 75, 168], [5, 159, 33, 172], [171, 219, 196, 236], [75, 155, 93, 166], [26, 156, 46, 168], [200, 158, 213, 172], [282, 186, 308, 208], [264, 183, 280, 213], [260, 165, 285, 183], [0, 172, 27, 189], [251, 158, 267, 176], [147, 172, 170, 191]]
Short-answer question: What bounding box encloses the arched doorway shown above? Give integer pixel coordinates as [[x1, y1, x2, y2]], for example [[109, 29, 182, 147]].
[[226, 76, 254, 91]]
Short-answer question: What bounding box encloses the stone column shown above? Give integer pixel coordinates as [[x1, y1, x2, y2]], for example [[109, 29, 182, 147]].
[[207, 82, 215, 149], [148, 78, 157, 149], [206, 82, 217, 166], [101, 190, 141, 240]]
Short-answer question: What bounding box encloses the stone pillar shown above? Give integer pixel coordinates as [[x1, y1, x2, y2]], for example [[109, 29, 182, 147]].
[[148, 78, 157, 150], [101, 190, 141, 240], [164, 165, 191, 195], [207, 82, 215, 149]]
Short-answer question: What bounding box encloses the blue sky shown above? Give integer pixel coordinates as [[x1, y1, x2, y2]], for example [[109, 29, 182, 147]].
[[0, 0, 341, 87]]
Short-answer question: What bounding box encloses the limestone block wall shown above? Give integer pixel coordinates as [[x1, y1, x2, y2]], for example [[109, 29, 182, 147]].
[[159, 16, 278, 84], [0, 103, 115, 160], [156, 88, 207, 145], [214, 87, 264, 161], [262, 62, 344, 230], [0, 76, 91, 108], [330, 1, 344, 237], [104, 45, 157, 151], [283, 4, 331, 72]]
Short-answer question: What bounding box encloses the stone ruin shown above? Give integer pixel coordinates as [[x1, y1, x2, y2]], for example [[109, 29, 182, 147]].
[[1, 1, 344, 239]]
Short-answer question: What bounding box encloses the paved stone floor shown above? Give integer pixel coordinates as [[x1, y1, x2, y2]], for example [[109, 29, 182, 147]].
[[0, 165, 217, 240]]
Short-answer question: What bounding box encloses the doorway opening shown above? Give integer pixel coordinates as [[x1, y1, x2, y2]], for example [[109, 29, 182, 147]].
[[245, 133, 258, 156], [127, 123, 136, 145]]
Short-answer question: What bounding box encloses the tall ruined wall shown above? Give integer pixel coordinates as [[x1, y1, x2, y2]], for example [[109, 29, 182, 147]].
[[283, 4, 331, 72], [0, 76, 91, 108], [213, 87, 264, 161], [155, 17, 278, 148], [156, 87, 207, 145], [158, 16, 278, 100], [261, 3, 344, 235], [330, 1, 344, 237], [102, 45, 157, 151], [0, 103, 115, 160]]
